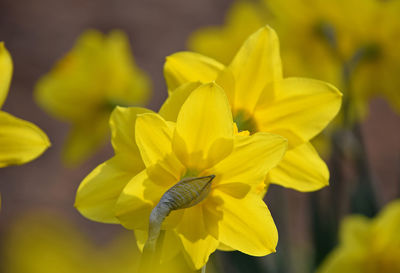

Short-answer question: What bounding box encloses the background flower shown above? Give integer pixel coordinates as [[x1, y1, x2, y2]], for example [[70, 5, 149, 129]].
[[317, 199, 400, 273], [35, 30, 151, 165]]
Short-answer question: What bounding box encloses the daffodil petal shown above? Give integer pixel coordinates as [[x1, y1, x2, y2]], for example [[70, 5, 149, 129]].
[[164, 52, 224, 91], [176, 205, 219, 269], [211, 132, 287, 187], [110, 106, 152, 159], [255, 77, 342, 147], [267, 142, 329, 192], [158, 82, 202, 122], [339, 215, 370, 248], [316, 247, 366, 273], [74, 155, 139, 223], [115, 171, 163, 230], [216, 191, 278, 256], [0, 42, 12, 108], [135, 113, 174, 167], [0, 111, 50, 167], [228, 26, 282, 113], [187, 0, 267, 65], [115, 171, 182, 230], [173, 82, 233, 169], [134, 229, 181, 263], [217, 243, 235, 251]]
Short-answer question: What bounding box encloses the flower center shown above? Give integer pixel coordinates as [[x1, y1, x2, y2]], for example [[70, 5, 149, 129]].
[[233, 109, 258, 134]]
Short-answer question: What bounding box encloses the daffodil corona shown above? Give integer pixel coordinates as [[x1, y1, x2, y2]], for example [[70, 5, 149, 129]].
[[35, 30, 151, 165], [164, 26, 342, 192], [76, 82, 287, 270]]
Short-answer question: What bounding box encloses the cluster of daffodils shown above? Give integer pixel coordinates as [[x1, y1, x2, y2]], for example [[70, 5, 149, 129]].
[[75, 26, 341, 270], [189, 0, 400, 124]]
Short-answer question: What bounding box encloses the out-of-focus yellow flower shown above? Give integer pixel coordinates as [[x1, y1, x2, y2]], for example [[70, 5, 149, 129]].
[[76, 82, 287, 269], [165, 26, 342, 192], [0, 42, 50, 167], [2, 211, 135, 273], [188, 0, 400, 122], [2, 211, 195, 273], [35, 30, 151, 165], [317, 199, 400, 273], [188, 1, 266, 66]]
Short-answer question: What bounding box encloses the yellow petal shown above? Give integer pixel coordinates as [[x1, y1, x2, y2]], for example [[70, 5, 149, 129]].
[[0, 111, 50, 167], [173, 82, 233, 169], [74, 154, 140, 223], [135, 113, 174, 167], [0, 42, 12, 108], [176, 205, 219, 269], [158, 82, 202, 122], [228, 26, 282, 112], [134, 229, 182, 263], [216, 191, 278, 256], [164, 52, 224, 91], [187, 0, 266, 65], [115, 171, 162, 230], [339, 215, 370, 248], [115, 171, 182, 230], [255, 77, 342, 147], [110, 106, 151, 169], [267, 142, 329, 192], [373, 199, 400, 249], [62, 114, 109, 165], [34, 30, 151, 122], [210, 132, 287, 187], [103, 30, 151, 106], [316, 247, 366, 273]]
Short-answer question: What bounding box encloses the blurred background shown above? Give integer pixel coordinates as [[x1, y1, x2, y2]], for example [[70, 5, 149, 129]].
[[0, 0, 399, 272]]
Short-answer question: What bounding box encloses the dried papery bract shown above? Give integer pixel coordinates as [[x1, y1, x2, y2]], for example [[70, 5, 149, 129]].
[[139, 175, 215, 272]]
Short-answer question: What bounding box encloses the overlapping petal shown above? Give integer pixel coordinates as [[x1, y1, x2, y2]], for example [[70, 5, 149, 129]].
[[216, 191, 278, 256], [134, 229, 182, 263], [115, 171, 183, 230], [228, 26, 282, 112], [173, 82, 234, 169], [210, 132, 287, 187], [110, 106, 151, 156], [0, 111, 50, 167], [164, 52, 224, 91], [176, 205, 219, 269], [267, 142, 329, 192], [254, 77, 342, 147], [135, 113, 174, 167], [159, 82, 201, 121], [74, 155, 139, 223]]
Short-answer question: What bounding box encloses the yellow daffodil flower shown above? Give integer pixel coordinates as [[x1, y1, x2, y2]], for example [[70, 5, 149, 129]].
[[35, 30, 151, 165], [188, 0, 400, 122], [2, 211, 195, 273], [317, 199, 400, 273], [164, 26, 342, 192], [0, 42, 50, 167], [76, 82, 287, 269]]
